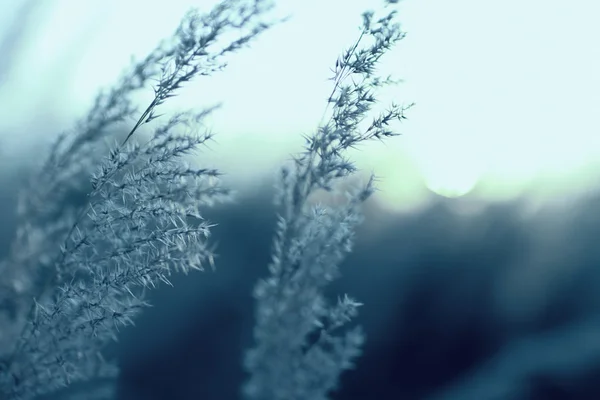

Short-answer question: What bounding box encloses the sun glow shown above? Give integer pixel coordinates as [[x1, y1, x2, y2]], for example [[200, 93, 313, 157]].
[[424, 169, 479, 198], [417, 148, 484, 198]]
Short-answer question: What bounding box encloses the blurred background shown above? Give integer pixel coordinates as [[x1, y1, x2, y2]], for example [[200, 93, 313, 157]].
[[1, 0, 600, 399]]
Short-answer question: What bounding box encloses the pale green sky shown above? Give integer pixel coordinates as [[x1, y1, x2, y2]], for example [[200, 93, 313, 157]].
[[0, 0, 598, 212]]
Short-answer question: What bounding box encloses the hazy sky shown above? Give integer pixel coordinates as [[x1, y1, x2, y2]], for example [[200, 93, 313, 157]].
[[0, 0, 598, 211]]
